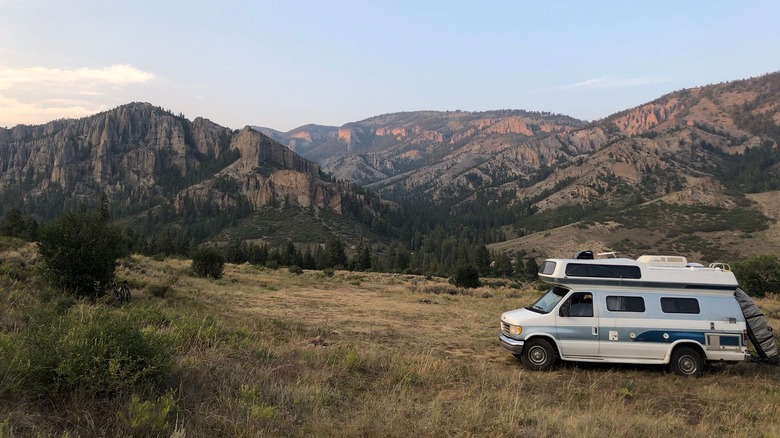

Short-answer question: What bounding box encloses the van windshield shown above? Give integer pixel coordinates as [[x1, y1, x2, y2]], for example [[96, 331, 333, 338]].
[[527, 287, 569, 314]]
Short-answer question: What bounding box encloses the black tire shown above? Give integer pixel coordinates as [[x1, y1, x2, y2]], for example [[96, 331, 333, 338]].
[[521, 338, 556, 371], [670, 346, 704, 377]]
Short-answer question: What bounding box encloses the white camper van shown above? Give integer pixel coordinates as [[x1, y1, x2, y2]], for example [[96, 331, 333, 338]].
[[499, 251, 778, 376]]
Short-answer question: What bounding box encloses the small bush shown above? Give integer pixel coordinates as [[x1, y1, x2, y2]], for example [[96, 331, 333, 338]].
[[191, 246, 224, 279], [322, 268, 335, 277], [288, 265, 303, 275], [125, 392, 177, 436], [422, 284, 459, 295], [453, 264, 480, 289]]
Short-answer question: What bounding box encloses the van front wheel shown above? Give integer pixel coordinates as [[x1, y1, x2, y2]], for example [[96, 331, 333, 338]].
[[521, 339, 555, 371], [670, 346, 704, 377]]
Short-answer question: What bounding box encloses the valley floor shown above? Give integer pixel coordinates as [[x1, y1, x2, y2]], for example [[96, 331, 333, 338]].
[[3, 255, 780, 437], [137, 260, 780, 436]]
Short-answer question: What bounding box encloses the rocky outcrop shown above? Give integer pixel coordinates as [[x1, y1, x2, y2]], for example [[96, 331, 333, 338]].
[[0, 102, 228, 204], [229, 127, 320, 176], [612, 99, 681, 135]]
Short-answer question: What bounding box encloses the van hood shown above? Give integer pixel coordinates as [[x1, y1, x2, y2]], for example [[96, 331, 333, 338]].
[[501, 307, 552, 325]]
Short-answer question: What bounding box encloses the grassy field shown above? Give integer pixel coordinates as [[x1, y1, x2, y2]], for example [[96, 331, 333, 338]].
[[2, 248, 780, 437]]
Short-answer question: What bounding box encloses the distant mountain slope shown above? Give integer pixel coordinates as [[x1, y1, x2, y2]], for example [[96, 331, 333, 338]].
[[481, 73, 780, 260], [257, 74, 778, 212], [250, 124, 339, 157], [489, 72, 780, 212], [255, 110, 586, 188]]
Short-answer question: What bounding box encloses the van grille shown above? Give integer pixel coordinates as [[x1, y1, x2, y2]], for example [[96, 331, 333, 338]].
[[501, 321, 511, 336]]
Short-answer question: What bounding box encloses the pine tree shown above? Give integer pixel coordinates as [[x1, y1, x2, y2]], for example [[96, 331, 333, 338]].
[[324, 236, 347, 268], [495, 253, 513, 277], [524, 258, 539, 280], [475, 245, 492, 276], [99, 191, 110, 221]]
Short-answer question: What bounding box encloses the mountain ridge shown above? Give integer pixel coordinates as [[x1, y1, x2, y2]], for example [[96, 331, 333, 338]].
[[1, 72, 779, 263]]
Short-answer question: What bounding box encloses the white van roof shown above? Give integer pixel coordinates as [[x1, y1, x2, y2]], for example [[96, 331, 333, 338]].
[[538, 253, 738, 293]]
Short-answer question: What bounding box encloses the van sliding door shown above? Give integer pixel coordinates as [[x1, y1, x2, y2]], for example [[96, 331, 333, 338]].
[[598, 295, 667, 360]]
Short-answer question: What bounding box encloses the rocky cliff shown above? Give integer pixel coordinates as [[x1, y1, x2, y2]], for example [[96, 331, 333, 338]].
[[0, 103, 374, 223]]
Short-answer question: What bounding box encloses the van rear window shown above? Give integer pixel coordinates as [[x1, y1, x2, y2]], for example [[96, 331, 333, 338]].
[[565, 263, 641, 279], [606, 296, 646, 312], [661, 297, 700, 314]]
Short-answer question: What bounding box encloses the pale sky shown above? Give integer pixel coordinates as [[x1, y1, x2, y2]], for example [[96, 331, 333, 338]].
[[1, 0, 778, 131]]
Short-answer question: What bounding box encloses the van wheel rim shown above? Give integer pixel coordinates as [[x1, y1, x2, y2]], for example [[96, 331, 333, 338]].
[[529, 346, 547, 364], [679, 355, 697, 374]]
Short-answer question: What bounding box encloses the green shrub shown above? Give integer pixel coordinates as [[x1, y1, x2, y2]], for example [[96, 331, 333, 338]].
[[37, 209, 127, 298], [2, 305, 172, 397], [322, 268, 335, 277], [288, 265, 303, 275], [453, 264, 480, 289], [191, 246, 224, 279], [733, 255, 780, 297]]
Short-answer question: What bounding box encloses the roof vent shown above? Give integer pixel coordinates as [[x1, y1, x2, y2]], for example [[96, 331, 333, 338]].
[[637, 255, 688, 266], [572, 250, 594, 260]]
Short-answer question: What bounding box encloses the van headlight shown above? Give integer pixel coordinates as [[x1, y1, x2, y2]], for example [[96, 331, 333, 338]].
[[501, 321, 522, 336]]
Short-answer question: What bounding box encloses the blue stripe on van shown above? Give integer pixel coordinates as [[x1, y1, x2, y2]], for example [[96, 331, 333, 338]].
[[633, 330, 706, 343]]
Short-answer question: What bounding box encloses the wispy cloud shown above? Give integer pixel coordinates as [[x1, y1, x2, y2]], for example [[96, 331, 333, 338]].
[[541, 75, 670, 93], [0, 64, 155, 127], [0, 95, 103, 127], [0, 64, 155, 90]]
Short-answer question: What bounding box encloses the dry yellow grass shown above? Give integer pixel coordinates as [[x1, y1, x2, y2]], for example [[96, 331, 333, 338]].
[[3, 254, 780, 437], [117, 257, 780, 437]]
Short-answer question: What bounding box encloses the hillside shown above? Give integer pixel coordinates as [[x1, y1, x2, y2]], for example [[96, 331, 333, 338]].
[[480, 73, 780, 260]]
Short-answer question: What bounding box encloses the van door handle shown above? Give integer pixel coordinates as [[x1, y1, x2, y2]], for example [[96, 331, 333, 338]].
[[592, 327, 598, 336]]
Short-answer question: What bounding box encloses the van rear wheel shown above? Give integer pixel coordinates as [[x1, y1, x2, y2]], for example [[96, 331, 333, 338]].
[[521, 338, 555, 371], [670, 346, 704, 377]]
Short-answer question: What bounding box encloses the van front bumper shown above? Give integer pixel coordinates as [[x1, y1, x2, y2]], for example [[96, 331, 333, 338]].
[[499, 333, 525, 354]]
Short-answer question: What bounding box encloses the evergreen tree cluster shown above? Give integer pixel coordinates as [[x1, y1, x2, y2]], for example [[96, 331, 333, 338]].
[[217, 236, 373, 272], [0, 207, 38, 241]]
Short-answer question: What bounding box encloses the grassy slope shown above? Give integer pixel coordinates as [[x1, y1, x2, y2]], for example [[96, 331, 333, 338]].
[[491, 191, 780, 263], [2, 251, 780, 436]]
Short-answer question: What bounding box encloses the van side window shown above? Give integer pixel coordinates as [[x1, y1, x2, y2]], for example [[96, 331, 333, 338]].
[[560, 292, 593, 317], [606, 296, 645, 312], [661, 297, 700, 314]]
